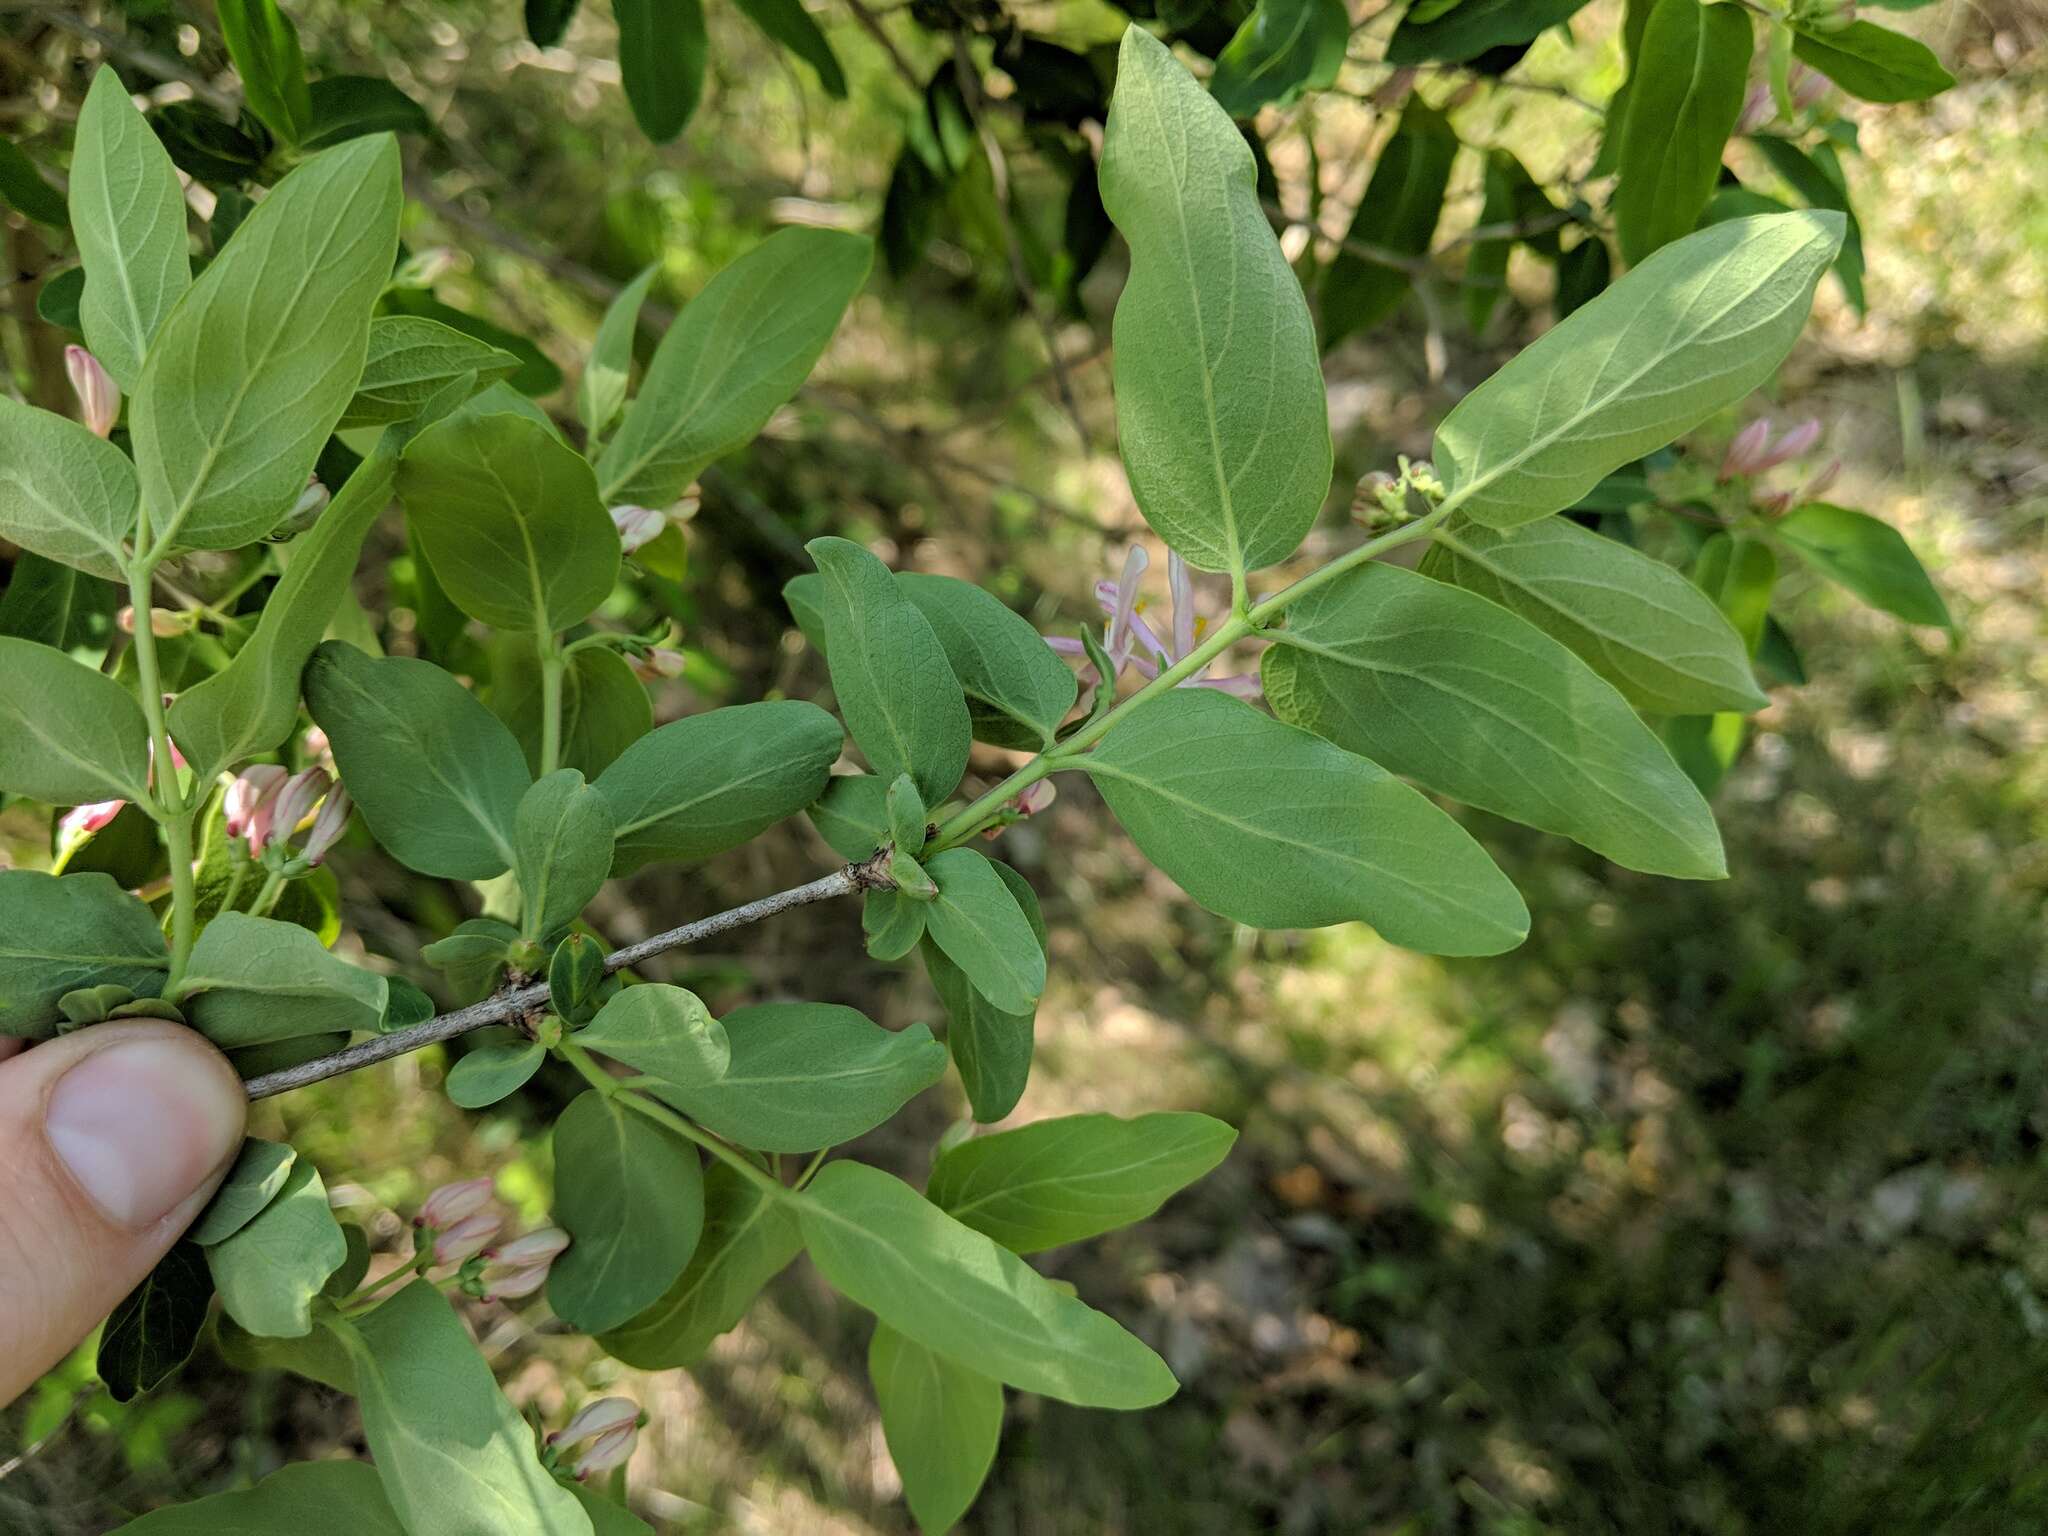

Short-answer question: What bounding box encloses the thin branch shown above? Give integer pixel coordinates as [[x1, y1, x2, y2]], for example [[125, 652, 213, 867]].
[[244, 861, 890, 1100], [23, 6, 238, 114], [841, 0, 925, 96]]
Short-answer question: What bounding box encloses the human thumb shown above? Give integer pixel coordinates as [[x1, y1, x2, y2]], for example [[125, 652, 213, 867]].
[[0, 1022, 246, 1405]]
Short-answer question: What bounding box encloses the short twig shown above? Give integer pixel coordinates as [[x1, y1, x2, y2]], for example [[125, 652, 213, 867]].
[[243, 857, 892, 1100]]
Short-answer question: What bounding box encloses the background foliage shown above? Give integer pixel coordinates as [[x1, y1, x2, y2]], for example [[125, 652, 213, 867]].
[[1, 0, 2044, 1531]]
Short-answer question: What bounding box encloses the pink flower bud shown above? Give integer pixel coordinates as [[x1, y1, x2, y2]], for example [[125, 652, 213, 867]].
[[65, 346, 119, 437], [1735, 81, 1774, 136], [302, 725, 331, 762], [1756, 418, 1823, 471], [302, 784, 352, 866], [225, 764, 289, 843], [267, 767, 332, 851], [417, 1176, 497, 1229], [478, 1226, 570, 1301], [1801, 458, 1841, 501], [609, 504, 666, 554], [479, 1261, 551, 1300], [631, 647, 688, 681], [59, 799, 126, 842], [552, 1396, 640, 1446], [1790, 63, 1829, 110], [491, 1226, 572, 1267], [432, 1209, 503, 1265], [1719, 419, 1773, 481], [1012, 780, 1056, 817], [573, 1423, 639, 1477]]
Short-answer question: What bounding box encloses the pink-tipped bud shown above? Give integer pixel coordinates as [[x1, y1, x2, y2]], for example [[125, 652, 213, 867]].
[[574, 1423, 639, 1478], [116, 606, 185, 638], [478, 1226, 570, 1301], [551, 1396, 640, 1447], [65, 346, 119, 437], [302, 725, 331, 762], [610, 504, 666, 554], [1012, 780, 1056, 817], [1735, 81, 1774, 136], [1755, 489, 1793, 516], [432, 1209, 503, 1265], [266, 767, 332, 853], [1757, 418, 1824, 471], [225, 764, 289, 844], [631, 647, 688, 681], [1790, 63, 1829, 110], [1801, 458, 1841, 501], [417, 1176, 497, 1229], [59, 798, 126, 842], [302, 784, 352, 866], [1719, 419, 1773, 481]]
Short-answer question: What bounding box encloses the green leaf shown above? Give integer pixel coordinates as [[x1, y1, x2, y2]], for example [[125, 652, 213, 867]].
[[806, 538, 971, 806], [799, 1161, 1178, 1409], [0, 396, 139, 579], [207, 1160, 348, 1337], [570, 1487, 655, 1536], [1776, 502, 1951, 629], [446, 1040, 546, 1107], [597, 1162, 805, 1369], [1420, 517, 1767, 715], [0, 871, 168, 1037], [809, 773, 889, 860], [423, 917, 521, 1001], [489, 640, 651, 780], [1322, 99, 1458, 348], [1433, 212, 1844, 530], [381, 289, 564, 396], [597, 228, 871, 506], [106, 1459, 408, 1536], [302, 76, 434, 149], [398, 408, 620, 633], [188, 1137, 297, 1245], [306, 642, 532, 879], [869, 1323, 1003, 1536], [341, 318, 520, 430], [1614, 0, 1751, 265], [1209, 0, 1349, 118], [1792, 19, 1954, 102], [1082, 688, 1529, 954], [595, 700, 843, 874], [97, 1243, 211, 1403], [548, 1090, 705, 1333], [216, 1308, 356, 1390], [168, 439, 400, 781], [1693, 531, 1778, 652], [928, 1112, 1236, 1253], [577, 983, 732, 1089], [1465, 150, 1558, 332], [332, 1283, 596, 1536], [549, 932, 611, 1024], [1747, 135, 1866, 314], [576, 265, 658, 442], [527, 0, 581, 46], [653, 1003, 947, 1153], [513, 770, 617, 941], [896, 573, 1080, 750], [181, 912, 389, 1048], [0, 552, 116, 651], [732, 0, 848, 97], [1100, 27, 1331, 576], [863, 887, 928, 961], [1554, 232, 1611, 317], [0, 637, 153, 805], [1264, 561, 1725, 878], [615, 0, 707, 142], [70, 68, 190, 393], [217, 0, 313, 146], [922, 850, 1045, 1016], [1385, 0, 1591, 62], [0, 135, 69, 227], [887, 773, 928, 854], [133, 135, 401, 553], [925, 862, 1042, 1122]]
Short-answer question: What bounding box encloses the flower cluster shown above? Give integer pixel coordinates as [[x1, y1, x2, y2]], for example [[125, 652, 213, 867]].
[[1045, 547, 1261, 701], [608, 489, 699, 555], [414, 1179, 572, 1303], [1718, 414, 1840, 515], [1735, 63, 1832, 135], [224, 763, 352, 869], [546, 1397, 642, 1479]]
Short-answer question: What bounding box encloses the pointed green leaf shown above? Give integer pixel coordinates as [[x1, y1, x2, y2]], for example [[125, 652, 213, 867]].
[[1776, 502, 1951, 628], [1264, 560, 1725, 877], [732, 0, 848, 97], [217, 0, 313, 145], [870, 1323, 1003, 1536], [1614, 0, 1751, 264], [1693, 531, 1778, 652], [341, 318, 520, 430], [925, 862, 1042, 1123], [896, 573, 1079, 750], [181, 912, 389, 1048], [447, 1040, 545, 1107], [0, 870, 168, 1038], [330, 1283, 595, 1536], [0, 397, 138, 579], [106, 1457, 407, 1536], [1322, 99, 1458, 347], [615, 0, 707, 142], [597, 228, 871, 505], [1100, 27, 1331, 575], [306, 642, 532, 879], [302, 76, 433, 149], [1386, 0, 1591, 62], [576, 265, 658, 441], [207, 1161, 348, 1338], [0, 135, 69, 227], [594, 700, 843, 874], [548, 1089, 704, 1333], [652, 1002, 947, 1153], [806, 538, 971, 805], [134, 135, 401, 553], [799, 1161, 1177, 1409], [97, 1243, 212, 1403], [1435, 212, 1844, 529], [1420, 517, 1767, 714], [1792, 19, 1954, 102], [1209, 0, 1349, 118], [577, 983, 732, 1089], [0, 637, 153, 805], [597, 1162, 805, 1369], [1082, 688, 1529, 954], [922, 850, 1045, 1016], [513, 770, 616, 941], [71, 67, 190, 392]]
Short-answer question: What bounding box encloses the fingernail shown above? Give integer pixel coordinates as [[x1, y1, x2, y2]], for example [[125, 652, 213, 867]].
[[45, 1036, 245, 1229]]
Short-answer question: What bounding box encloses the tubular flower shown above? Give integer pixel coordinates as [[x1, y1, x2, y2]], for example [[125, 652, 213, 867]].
[[416, 1176, 498, 1230], [431, 1209, 503, 1265], [59, 799, 126, 844], [550, 1397, 642, 1478], [1045, 547, 1262, 699], [225, 765, 289, 845], [609, 504, 666, 553], [265, 768, 333, 853], [478, 1226, 570, 1301], [302, 785, 353, 866], [64, 346, 119, 437]]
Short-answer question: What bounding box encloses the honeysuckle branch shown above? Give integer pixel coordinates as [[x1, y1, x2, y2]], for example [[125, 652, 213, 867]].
[[242, 857, 893, 1100]]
